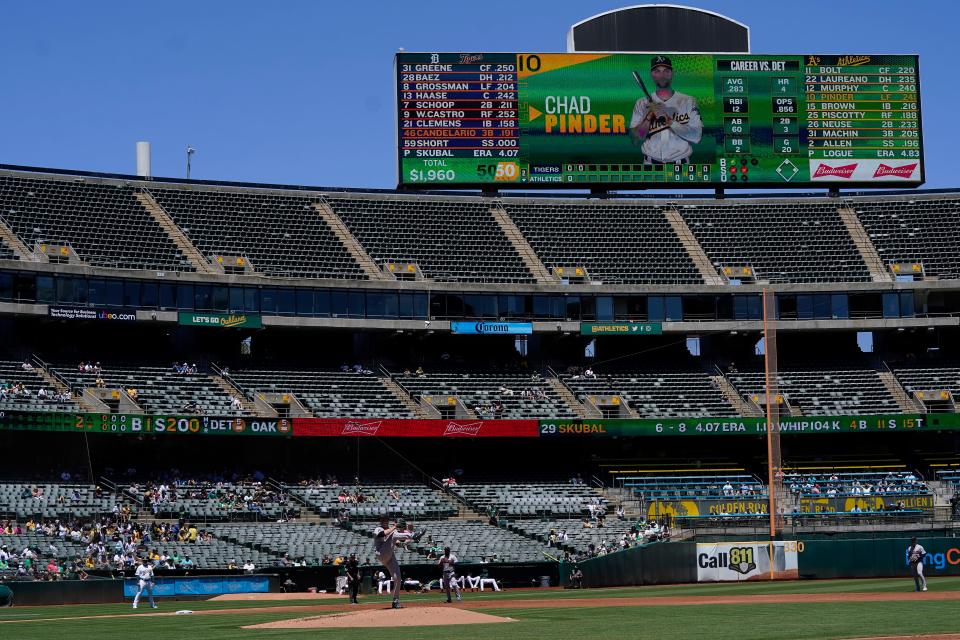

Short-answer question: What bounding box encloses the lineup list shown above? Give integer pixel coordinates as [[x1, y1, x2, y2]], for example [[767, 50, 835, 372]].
[[803, 56, 920, 162], [398, 53, 522, 183]]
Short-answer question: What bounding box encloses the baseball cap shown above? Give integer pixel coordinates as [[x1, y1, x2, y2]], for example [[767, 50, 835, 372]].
[[651, 55, 672, 70]]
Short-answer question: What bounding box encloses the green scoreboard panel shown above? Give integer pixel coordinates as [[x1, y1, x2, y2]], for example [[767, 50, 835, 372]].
[[396, 53, 923, 189]]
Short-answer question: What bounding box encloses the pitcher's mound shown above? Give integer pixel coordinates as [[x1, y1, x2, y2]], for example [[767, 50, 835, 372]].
[[244, 606, 515, 629]]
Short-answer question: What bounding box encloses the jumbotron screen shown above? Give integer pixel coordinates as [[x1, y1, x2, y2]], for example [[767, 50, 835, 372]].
[[395, 52, 923, 189]]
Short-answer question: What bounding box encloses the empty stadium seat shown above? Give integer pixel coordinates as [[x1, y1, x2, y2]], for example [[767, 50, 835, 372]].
[[149, 187, 366, 279], [0, 175, 192, 271], [504, 201, 702, 284], [327, 195, 534, 283], [679, 201, 871, 283]]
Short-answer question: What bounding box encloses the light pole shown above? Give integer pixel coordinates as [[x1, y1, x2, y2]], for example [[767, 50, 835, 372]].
[[186, 146, 196, 178]]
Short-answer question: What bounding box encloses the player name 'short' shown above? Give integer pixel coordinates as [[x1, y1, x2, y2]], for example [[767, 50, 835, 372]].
[[543, 96, 625, 134]]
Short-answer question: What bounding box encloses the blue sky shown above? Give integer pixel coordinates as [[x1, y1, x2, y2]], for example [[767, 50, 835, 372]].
[[0, 1, 952, 189]]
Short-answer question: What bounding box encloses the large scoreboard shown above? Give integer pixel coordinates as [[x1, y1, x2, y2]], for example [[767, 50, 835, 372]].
[[395, 52, 922, 189]]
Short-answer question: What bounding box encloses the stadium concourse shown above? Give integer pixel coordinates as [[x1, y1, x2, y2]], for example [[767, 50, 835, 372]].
[[0, 165, 960, 596]]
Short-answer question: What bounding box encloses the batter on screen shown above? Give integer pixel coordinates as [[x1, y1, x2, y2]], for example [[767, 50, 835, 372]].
[[629, 55, 703, 164]]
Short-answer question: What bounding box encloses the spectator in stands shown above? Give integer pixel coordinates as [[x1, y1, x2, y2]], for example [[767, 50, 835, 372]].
[[415, 366, 425, 378], [21, 360, 33, 371], [95, 376, 105, 389], [230, 395, 243, 411], [616, 504, 625, 520], [243, 560, 255, 573], [584, 367, 597, 379]]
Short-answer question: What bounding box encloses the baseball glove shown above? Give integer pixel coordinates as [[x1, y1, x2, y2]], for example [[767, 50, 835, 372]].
[[412, 528, 427, 543]]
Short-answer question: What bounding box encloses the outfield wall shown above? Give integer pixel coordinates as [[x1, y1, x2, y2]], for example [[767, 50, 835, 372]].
[[798, 537, 960, 579]]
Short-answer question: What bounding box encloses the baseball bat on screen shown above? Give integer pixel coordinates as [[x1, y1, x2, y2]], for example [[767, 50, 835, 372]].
[[632, 70, 654, 101]]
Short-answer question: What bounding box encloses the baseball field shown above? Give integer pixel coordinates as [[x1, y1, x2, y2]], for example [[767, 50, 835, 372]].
[[4, 577, 960, 640]]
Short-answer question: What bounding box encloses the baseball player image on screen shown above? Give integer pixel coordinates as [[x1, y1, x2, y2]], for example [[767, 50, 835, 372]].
[[907, 536, 929, 592], [132, 558, 157, 609], [438, 546, 462, 603], [374, 515, 425, 609], [629, 55, 703, 164]]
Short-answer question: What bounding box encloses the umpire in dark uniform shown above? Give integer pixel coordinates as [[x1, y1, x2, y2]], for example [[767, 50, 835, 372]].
[[345, 553, 361, 604]]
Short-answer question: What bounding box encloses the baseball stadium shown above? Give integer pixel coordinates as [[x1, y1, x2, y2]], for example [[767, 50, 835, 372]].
[[1, 2, 959, 639]]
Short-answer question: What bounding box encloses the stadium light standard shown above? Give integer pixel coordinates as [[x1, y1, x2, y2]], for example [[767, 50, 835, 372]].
[[186, 146, 196, 179]]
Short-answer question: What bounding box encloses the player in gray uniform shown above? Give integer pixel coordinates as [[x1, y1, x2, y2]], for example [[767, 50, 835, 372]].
[[438, 546, 462, 603], [907, 537, 928, 592], [629, 55, 703, 164], [374, 516, 425, 608]]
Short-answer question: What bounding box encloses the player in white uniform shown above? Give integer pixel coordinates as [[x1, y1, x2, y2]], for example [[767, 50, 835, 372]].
[[629, 55, 703, 164], [374, 516, 425, 609], [438, 547, 462, 603], [132, 558, 157, 609], [908, 537, 928, 592]]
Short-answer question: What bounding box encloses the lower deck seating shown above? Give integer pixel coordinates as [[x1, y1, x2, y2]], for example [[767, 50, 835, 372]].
[[0, 483, 119, 520], [229, 369, 413, 418], [288, 484, 455, 520], [211, 522, 417, 566], [728, 369, 901, 415], [53, 364, 244, 415], [396, 372, 573, 419], [451, 482, 607, 518], [562, 371, 736, 417], [0, 361, 77, 412], [411, 519, 551, 563]]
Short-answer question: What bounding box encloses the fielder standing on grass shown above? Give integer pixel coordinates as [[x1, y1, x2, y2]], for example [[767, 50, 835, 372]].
[[438, 546, 462, 603], [908, 536, 928, 592], [374, 515, 425, 609], [132, 557, 157, 609]]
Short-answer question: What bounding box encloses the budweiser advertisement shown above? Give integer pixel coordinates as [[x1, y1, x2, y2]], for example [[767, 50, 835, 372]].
[[808, 159, 921, 182], [293, 418, 540, 438]]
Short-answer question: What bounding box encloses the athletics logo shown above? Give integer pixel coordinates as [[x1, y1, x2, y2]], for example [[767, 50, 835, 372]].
[[342, 421, 381, 436], [812, 163, 857, 179], [873, 163, 918, 178], [443, 422, 483, 437]]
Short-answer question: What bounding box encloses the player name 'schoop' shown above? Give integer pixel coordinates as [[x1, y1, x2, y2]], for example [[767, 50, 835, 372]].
[[396, 52, 922, 188]]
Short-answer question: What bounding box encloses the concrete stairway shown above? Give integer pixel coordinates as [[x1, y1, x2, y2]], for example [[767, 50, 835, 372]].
[[135, 191, 216, 273], [0, 215, 36, 261], [837, 207, 892, 282], [211, 375, 266, 416], [490, 205, 557, 284], [664, 209, 726, 285], [877, 370, 924, 413], [711, 374, 763, 417], [380, 376, 431, 419], [547, 377, 601, 419], [312, 201, 388, 280], [31, 364, 102, 412]]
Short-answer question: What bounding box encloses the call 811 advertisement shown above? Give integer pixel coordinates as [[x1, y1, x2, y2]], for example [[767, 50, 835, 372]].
[[396, 52, 922, 189]]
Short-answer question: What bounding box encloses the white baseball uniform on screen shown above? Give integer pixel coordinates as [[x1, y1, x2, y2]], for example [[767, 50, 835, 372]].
[[132, 561, 157, 609], [630, 93, 703, 164]]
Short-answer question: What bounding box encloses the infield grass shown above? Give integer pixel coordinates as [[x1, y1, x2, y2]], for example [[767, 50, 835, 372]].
[[2, 577, 959, 640]]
